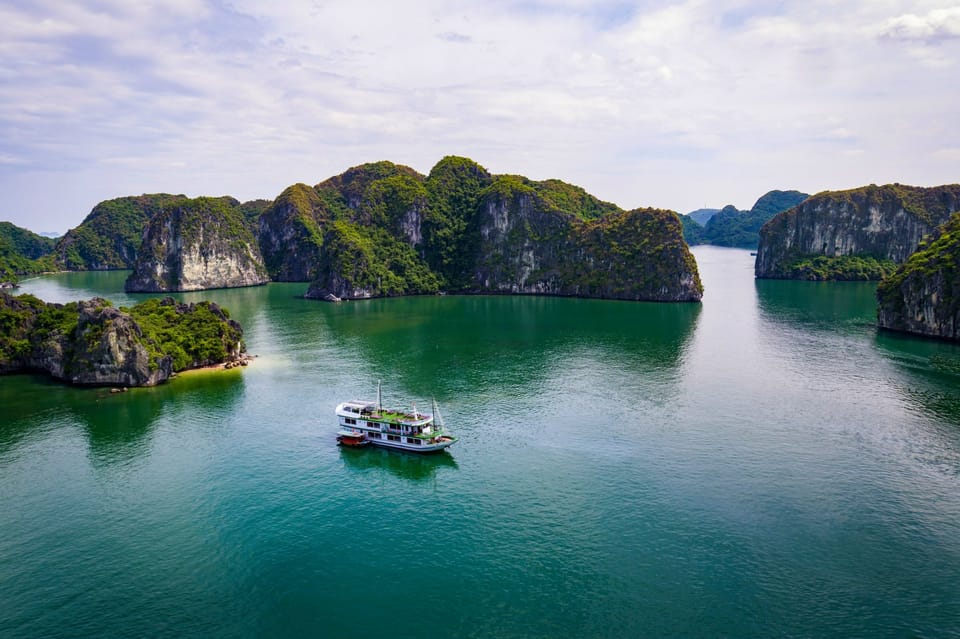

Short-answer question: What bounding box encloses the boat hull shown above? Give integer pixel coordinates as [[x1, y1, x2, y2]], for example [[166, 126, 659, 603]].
[[366, 437, 457, 454]]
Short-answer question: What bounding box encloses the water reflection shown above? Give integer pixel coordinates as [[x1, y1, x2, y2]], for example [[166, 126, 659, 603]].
[[338, 445, 458, 482], [311, 295, 701, 402], [755, 279, 878, 332], [875, 330, 960, 427], [0, 368, 245, 467]]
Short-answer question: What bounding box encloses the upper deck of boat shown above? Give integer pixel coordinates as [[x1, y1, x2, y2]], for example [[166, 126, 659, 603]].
[[337, 401, 433, 426]]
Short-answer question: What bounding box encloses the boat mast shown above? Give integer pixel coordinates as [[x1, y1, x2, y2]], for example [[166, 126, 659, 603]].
[[433, 398, 444, 432], [377, 380, 382, 411]]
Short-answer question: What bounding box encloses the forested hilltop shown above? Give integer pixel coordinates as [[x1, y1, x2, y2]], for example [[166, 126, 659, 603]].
[[756, 183, 960, 281], [0, 293, 246, 386], [681, 190, 808, 248], [271, 157, 702, 302], [3, 156, 703, 302], [0, 222, 58, 283]]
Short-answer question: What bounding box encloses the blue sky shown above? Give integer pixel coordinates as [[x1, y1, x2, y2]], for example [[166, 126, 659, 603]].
[[1, 0, 959, 233]]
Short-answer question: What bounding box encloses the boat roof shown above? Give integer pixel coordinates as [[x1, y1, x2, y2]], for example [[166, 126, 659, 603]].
[[341, 400, 377, 411]]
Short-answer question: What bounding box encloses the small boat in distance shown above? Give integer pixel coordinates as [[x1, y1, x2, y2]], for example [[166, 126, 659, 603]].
[[335, 383, 457, 453]]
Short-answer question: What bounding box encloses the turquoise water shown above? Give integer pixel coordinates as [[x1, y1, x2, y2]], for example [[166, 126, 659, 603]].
[[2, 246, 960, 638]]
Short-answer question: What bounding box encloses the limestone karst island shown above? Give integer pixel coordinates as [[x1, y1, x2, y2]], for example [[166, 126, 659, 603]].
[[3, 157, 960, 391]]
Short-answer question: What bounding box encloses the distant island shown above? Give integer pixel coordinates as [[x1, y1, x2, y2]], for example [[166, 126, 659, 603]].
[[681, 190, 809, 249], [0, 294, 247, 386], [1, 156, 703, 302]]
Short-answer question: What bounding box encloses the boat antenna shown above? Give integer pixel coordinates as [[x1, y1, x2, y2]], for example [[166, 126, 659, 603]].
[[377, 379, 382, 411]]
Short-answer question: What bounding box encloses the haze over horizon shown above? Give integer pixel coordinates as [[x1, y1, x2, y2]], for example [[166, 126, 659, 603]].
[[2, 0, 958, 234]]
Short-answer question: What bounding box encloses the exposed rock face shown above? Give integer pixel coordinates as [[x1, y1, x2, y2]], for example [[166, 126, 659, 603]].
[[125, 197, 269, 292], [0, 295, 168, 385], [54, 194, 188, 270], [756, 184, 960, 279], [472, 178, 701, 300], [67, 299, 172, 386], [877, 212, 960, 341], [301, 157, 702, 302], [257, 184, 325, 281], [0, 293, 245, 386], [42, 156, 702, 301]]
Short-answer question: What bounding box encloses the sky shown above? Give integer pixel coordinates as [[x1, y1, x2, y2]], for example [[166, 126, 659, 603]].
[[1, 0, 959, 234]]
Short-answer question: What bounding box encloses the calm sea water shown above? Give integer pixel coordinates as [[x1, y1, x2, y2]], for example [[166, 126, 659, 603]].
[[2, 246, 960, 638]]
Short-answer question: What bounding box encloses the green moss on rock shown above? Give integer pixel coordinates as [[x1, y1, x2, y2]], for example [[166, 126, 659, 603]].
[[877, 212, 960, 340], [757, 183, 960, 280], [0, 292, 245, 385]]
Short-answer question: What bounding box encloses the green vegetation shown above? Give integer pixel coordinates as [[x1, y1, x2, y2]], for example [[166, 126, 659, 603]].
[[564, 208, 702, 298], [0, 222, 58, 282], [0, 293, 78, 363], [422, 156, 493, 289], [125, 297, 244, 371], [777, 254, 898, 281], [23, 155, 700, 302], [258, 184, 327, 281], [683, 191, 808, 248], [237, 199, 272, 226], [757, 183, 960, 281], [319, 220, 441, 297], [812, 183, 960, 226], [54, 194, 188, 270], [681, 215, 705, 245], [534, 179, 620, 221], [1, 292, 245, 383], [125, 195, 269, 292], [878, 212, 960, 318], [300, 157, 700, 301]]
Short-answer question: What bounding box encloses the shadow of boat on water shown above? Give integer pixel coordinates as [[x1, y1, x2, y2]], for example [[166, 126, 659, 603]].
[[339, 444, 458, 482]]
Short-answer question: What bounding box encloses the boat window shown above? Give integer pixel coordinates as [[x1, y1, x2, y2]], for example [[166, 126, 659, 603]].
[[408, 438, 421, 445], [344, 417, 356, 425], [368, 432, 379, 439]]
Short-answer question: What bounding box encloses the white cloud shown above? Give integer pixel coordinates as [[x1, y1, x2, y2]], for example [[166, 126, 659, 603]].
[[881, 6, 960, 42], [1, 0, 959, 231]]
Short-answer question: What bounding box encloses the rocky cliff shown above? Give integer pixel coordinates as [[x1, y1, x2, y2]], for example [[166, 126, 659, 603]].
[[25, 156, 703, 301], [470, 176, 700, 300], [125, 197, 269, 292], [54, 194, 188, 270], [877, 212, 960, 341], [756, 184, 960, 280], [0, 293, 245, 386], [298, 157, 702, 302], [257, 184, 326, 281]]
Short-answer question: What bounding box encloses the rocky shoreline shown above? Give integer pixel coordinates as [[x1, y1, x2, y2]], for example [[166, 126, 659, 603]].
[[0, 293, 247, 387]]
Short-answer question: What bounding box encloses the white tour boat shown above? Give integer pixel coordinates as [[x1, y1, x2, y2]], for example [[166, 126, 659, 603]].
[[335, 385, 457, 453]]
